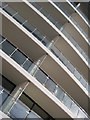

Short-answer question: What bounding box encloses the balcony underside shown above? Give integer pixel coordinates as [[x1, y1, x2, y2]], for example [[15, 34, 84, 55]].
[[7, 2, 89, 55], [0, 13, 89, 113], [0, 53, 72, 118], [38, 2, 89, 54], [3, 2, 89, 79]]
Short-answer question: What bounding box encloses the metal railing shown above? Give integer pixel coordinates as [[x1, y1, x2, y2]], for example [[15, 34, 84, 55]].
[[69, 1, 90, 26], [30, 2, 90, 64], [53, 2, 90, 42], [0, 3, 89, 95], [0, 86, 42, 119], [0, 35, 89, 118]]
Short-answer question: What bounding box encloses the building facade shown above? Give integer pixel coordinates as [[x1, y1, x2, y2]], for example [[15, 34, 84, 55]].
[[0, 0, 90, 119]]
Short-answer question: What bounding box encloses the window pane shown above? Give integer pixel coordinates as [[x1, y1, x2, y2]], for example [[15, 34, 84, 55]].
[[3, 6, 16, 16], [50, 46, 60, 59], [48, 15, 56, 25], [11, 50, 26, 65], [32, 104, 49, 119], [67, 62, 75, 73], [82, 52, 88, 61], [2, 76, 15, 93], [80, 77, 87, 88], [42, 37, 49, 46], [32, 29, 44, 41], [74, 70, 81, 80], [62, 94, 72, 110], [0, 90, 8, 106], [9, 100, 29, 118], [55, 22, 62, 30], [45, 78, 56, 93], [0, 35, 5, 43], [20, 94, 34, 109], [13, 14, 26, 24], [34, 69, 47, 84], [70, 102, 79, 116], [54, 87, 65, 101], [23, 22, 35, 33], [2, 2, 8, 8], [2, 40, 16, 55], [27, 110, 41, 118], [40, 8, 49, 17], [23, 59, 32, 71], [31, 3, 41, 10], [77, 109, 86, 118], [76, 44, 82, 53]]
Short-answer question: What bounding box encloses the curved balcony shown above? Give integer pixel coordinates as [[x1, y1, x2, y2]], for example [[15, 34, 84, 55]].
[[27, 2, 90, 67], [0, 3, 89, 95], [67, 0, 90, 27], [0, 35, 89, 119], [51, 2, 90, 44], [0, 86, 44, 119]]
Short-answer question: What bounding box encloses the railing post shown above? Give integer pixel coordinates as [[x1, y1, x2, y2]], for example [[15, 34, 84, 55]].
[[29, 55, 47, 77], [2, 81, 29, 115]]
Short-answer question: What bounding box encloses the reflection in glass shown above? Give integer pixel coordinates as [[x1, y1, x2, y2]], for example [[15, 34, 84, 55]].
[[11, 50, 26, 65], [2, 40, 15, 55]]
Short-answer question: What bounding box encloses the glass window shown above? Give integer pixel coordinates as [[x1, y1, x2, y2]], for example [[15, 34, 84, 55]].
[[80, 77, 87, 88], [48, 15, 56, 25], [3, 6, 17, 16], [2, 2, 8, 8], [2, 40, 16, 55], [42, 37, 49, 46], [13, 13, 26, 24], [32, 104, 49, 119], [0, 90, 9, 106], [54, 87, 65, 101], [9, 100, 29, 118], [11, 50, 26, 65], [76, 44, 82, 53], [82, 52, 87, 60], [0, 35, 5, 43], [77, 109, 86, 118], [50, 48, 59, 59], [31, 3, 41, 10], [34, 69, 47, 84], [40, 8, 49, 17], [20, 94, 34, 109], [55, 22, 61, 30], [2, 76, 15, 93], [23, 22, 35, 33], [27, 110, 41, 118], [59, 53, 68, 65], [70, 102, 79, 116], [23, 59, 32, 71], [74, 70, 81, 80], [45, 78, 56, 93], [32, 29, 44, 42], [51, 46, 60, 59], [62, 94, 72, 110], [67, 62, 75, 73]]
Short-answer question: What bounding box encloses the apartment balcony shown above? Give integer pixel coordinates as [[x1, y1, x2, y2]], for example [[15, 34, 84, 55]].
[[0, 84, 53, 119], [0, 2, 89, 82], [0, 2, 89, 113], [67, 0, 90, 27], [13, 1, 90, 79], [0, 1, 89, 119], [0, 35, 89, 119]]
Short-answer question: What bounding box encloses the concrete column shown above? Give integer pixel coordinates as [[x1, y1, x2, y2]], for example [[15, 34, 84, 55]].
[[2, 81, 29, 115]]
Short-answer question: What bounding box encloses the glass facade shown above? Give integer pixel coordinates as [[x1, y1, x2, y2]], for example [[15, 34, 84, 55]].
[[0, 35, 89, 118], [0, 2, 90, 119]]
